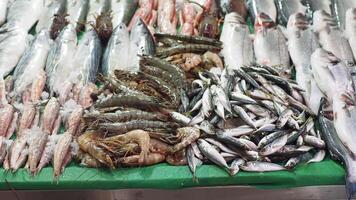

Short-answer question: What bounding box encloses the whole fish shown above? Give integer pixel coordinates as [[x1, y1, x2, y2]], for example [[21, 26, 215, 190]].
[[220, 12, 254, 71], [218, 0, 248, 19], [0, 0, 8, 26], [275, 0, 308, 26], [186, 145, 202, 180], [37, 134, 59, 173], [157, 0, 177, 34], [73, 29, 102, 86], [53, 132, 73, 178], [309, 0, 333, 15], [36, 0, 67, 33], [254, 13, 290, 77], [9, 130, 30, 171], [111, 0, 138, 27], [85, 0, 111, 30], [102, 23, 130, 75], [41, 97, 61, 135], [28, 128, 48, 174], [67, 0, 89, 31], [128, 18, 156, 71], [313, 10, 355, 66], [247, 0, 277, 22], [345, 8, 356, 60], [240, 161, 285, 172], [6, 0, 44, 31], [13, 30, 51, 102], [333, 0, 356, 29], [45, 24, 77, 101], [0, 24, 28, 77]]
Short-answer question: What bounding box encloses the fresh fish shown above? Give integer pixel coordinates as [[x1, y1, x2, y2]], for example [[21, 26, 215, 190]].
[[307, 150, 325, 163], [53, 132, 73, 178], [85, 0, 111, 30], [275, 0, 308, 26], [111, 0, 138, 27], [67, 0, 90, 31], [232, 105, 256, 128], [333, 0, 356, 29], [46, 24, 77, 97], [0, 24, 28, 77], [73, 29, 102, 86], [211, 85, 232, 114], [169, 112, 191, 125], [313, 10, 355, 66], [259, 134, 288, 156], [247, 0, 277, 22], [220, 125, 255, 137], [220, 12, 254, 71], [28, 128, 48, 174], [286, 13, 320, 106], [157, 0, 177, 34], [37, 134, 59, 173], [254, 13, 290, 77], [197, 139, 231, 174], [102, 23, 130, 75], [285, 152, 313, 169], [201, 88, 213, 118], [6, 0, 44, 31], [0, 0, 8, 26], [229, 158, 245, 175], [240, 161, 285, 172], [345, 8, 356, 60], [36, 0, 67, 33], [309, 0, 333, 15], [9, 131, 29, 171], [205, 138, 237, 155], [218, 0, 248, 19], [186, 145, 202, 179], [13, 30, 51, 101], [128, 18, 156, 71], [303, 135, 325, 149]]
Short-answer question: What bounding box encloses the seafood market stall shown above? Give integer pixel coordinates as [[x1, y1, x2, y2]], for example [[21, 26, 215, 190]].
[[1, 0, 356, 199]]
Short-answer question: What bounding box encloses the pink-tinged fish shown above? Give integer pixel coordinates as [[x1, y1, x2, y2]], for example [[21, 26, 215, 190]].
[[36, 135, 59, 174], [41, 97, 61, 135], [128, 0, 158, 34], [28, 128, 48, 175], [157, 0, 177, 34], [53, 132, 73, 179], [17, 103, 37, 137]]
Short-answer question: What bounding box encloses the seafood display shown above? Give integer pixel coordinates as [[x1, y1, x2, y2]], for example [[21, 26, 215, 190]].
[[1, 1, 356, 198]]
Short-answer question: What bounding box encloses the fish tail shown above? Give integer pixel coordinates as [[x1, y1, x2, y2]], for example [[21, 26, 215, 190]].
[[345, 177, 356, 200]]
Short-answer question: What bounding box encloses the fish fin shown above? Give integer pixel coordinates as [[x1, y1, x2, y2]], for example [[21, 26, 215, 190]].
[[345, 177, 356, 200]]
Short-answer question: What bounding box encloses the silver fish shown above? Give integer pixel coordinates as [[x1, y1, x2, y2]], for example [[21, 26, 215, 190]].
[[187, 145, 202, 179], [73, 29, 102, 85], [197, 139, 231, 173], [247, 0, 277, 22], [260, 134, 288, 156], [85, 0, 111, 30], [102, 23, 130, 75], [229, 158, 245, 175], [211, 85, 231, 114], [205, 138, 237, 155], [240, 161, 285, 172], [111, 0, 138, 27], [345, 8, 356, 60], [307, 150, 325, 163], [36, 0, 67, 33], [201, 87, 213, 118], [169, 112, 191, 125], [232, 105, 256, 128], [0, 0, 8, 26], [275, 0, 308, 26], [67, 0, 90, 31], [313, 10, 355, 66], [220, 12, 254, 71]]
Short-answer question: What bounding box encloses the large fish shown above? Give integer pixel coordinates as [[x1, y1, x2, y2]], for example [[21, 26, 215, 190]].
[[13, 30, 52, 102], [128, 18, 156, 71], [313, 10, 355, 66], [36, 0, 67, 33], [333, 0, 356, 29], [102, 23, 130, 75], [67, 0, 89, 31], [0, 0, 8, 26], [220, 12, 254, 72], [46, 24, 77, 97], [345, 8, 356, 60], [0, 24, 28, 77], [254, 13, 290, 77], [6, 0, 44, 31], [247, 0, 277, 22], [111, 0, 138, 27], [218, 0, 248, 19], [85, 0, 111, 30], [275, 0, 308, 26], [73, 29, 102, 86], [286, 13, 320, 108]]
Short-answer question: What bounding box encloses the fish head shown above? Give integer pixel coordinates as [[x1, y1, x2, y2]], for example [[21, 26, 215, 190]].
[[254, 12, 275, 33], [287, 12, 309, 30]]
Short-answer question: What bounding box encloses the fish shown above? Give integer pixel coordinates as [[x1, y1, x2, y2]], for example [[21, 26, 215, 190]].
[[313, 10, 355, 66], [13, 30, 51, 102], [73, 29, 102, 86], [0, 0, 8, 26], [67, 0, 90, 31], [111, 0, 138, 27], [28, 128, 48, 174], [308, 0, 333, 16], [53, 132, 73, 178], [157, 0, 177, 34], [102, 23, 130, 75], [345, 8, 356, 60], [247, 0, 277, 22], [37, 134, 59, 173], [333, 0, 356, 29], [284, 152, 313, 169], [275, 0, 308, 26], [6, 0, 44, 31], [128, 18, 156, 71], [220, 12, 254, 72], [240, 161, 285, 172], [259, 134, 288, 156], [0, 24, 28, 77], [218, 0, 248, 19], [307, 150, 325, 163], [186, 145, 202, 180], [197, 139, 232, 174], [45, 24, 78, 99], [36, 0, 67, 33], [229, 158, 245, 175], [9, 130, 30, 171], [254, 13, 290, 77], [85, 0, 111, 30], [286, 13, 320, 107]]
